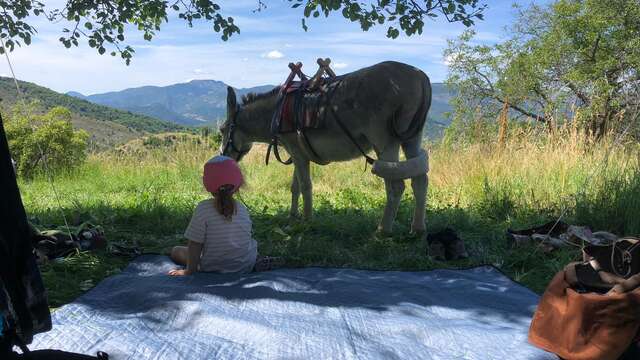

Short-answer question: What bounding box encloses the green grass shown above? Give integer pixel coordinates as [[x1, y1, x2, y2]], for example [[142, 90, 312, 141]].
[[19, 132, 640, 306]]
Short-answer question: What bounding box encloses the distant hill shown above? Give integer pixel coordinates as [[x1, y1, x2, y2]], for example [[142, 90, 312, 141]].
[[426, 83, 455, 139], [70, 81, 276, 127], [0, 77, 184, 149], [74, 80, 454, 138]]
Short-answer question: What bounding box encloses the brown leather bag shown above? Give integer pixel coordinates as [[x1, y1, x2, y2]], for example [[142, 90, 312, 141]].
[[529, 270, 640, 360]]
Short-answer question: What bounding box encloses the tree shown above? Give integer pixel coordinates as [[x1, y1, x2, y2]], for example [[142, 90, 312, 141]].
[[0, 0, 485, 64], [5, 104, 89, 178], [445, 0, 640, 137]]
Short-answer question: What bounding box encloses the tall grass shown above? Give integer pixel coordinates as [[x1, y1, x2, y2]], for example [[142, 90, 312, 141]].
[[19, 126, 640, 305]]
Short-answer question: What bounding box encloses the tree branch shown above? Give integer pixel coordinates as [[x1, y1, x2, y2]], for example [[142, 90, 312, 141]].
[[493, 96, 547, 122], [589, 33, 601, 62], [565, 81, 591, 105]]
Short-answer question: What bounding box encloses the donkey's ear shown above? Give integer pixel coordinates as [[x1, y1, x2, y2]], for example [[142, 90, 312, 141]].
[[227, 86, 237, 111]]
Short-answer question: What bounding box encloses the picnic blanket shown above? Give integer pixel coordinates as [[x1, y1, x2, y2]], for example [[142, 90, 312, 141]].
[[29, 255, 556, 359]]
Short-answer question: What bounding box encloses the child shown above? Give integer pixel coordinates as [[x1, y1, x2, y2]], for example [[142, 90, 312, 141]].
[[169, 155, 276, 276]]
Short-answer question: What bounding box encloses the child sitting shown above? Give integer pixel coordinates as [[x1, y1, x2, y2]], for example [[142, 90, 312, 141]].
[[168, 155, 279, 275]]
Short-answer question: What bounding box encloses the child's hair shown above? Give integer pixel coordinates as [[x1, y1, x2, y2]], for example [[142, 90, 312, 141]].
[[214, 184, 236, 220]]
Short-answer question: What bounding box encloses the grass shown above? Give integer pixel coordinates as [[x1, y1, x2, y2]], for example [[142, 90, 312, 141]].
[[19, 128, 640, 307]]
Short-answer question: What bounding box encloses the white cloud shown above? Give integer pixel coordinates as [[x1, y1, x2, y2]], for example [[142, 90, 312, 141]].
[[193, 68, 205, 74], [263, 50, 284, 59], [333, 62, 348, 69]]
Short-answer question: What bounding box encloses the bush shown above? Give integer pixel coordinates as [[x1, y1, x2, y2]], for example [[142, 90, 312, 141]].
[[5, 104, 89, 178]]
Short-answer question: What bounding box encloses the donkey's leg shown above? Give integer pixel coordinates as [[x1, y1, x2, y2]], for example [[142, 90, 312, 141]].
[[401, 138, 428, 235], [290, 167, 301, 218], [378, 143, 405, 234], [294, 159, 313, 219]]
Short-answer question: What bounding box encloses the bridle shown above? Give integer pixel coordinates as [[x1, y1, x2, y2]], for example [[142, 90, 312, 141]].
[[222, 104, 249, 161]]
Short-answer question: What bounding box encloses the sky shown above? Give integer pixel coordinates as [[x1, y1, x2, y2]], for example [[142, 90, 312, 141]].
[[0, 0, 538, 95]]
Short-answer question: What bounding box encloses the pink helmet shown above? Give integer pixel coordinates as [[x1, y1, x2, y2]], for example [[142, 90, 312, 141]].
[[202, 155, 244, 193]]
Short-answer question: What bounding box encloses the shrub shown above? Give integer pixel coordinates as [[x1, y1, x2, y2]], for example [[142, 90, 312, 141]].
[[5, 104, 88, 178]]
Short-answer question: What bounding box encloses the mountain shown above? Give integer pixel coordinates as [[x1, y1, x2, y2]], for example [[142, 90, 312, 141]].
[[76, 80, 455, 138], [426, 83, 455, 138], [0, 77, 184, 149], [71, 81, 276, 127], [65, 91, 87, 99]]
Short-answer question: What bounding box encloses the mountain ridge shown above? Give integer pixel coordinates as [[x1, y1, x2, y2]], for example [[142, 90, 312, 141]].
[[0, 77, 184, 149], [69, 80, 277, 127], [71, 80, 454, 137]]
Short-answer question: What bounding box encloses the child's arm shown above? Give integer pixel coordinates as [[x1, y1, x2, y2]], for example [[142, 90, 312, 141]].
[[184, 240, 203, 274], [168, 240, 203, 276]]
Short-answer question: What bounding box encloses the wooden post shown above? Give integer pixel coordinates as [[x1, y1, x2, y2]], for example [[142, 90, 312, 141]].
[[498, 99, 509, 147]]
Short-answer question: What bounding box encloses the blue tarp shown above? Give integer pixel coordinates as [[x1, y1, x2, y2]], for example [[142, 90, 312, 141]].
[[30, 255, 556, 359]]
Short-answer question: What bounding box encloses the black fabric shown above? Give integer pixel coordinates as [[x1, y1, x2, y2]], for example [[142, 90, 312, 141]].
[[507, 220, 570, 237], [7, 349, 108, 360], [0, 112, 51, 348], [574, 262, 613, 293]]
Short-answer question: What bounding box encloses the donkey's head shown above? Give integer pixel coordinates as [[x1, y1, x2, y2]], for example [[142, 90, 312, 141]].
[[220, 87, 253, 161]]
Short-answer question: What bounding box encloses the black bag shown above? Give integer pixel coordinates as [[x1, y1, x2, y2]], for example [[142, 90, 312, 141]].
[[583, 237, 640, 279]]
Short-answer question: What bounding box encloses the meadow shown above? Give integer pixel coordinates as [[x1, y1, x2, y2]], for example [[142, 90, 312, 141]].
[[19, 126, 640, 307]]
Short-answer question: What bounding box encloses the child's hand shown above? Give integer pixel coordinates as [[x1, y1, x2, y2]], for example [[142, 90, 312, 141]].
[[168, 268, 192, 276]]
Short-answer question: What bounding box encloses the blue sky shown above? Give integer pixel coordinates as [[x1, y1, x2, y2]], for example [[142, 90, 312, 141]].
[[0, 0, 539, 94]]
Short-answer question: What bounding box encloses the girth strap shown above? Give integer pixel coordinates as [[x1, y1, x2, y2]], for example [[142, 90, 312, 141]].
[[330, 107, 376, 165], [265, 138, 292, 166]]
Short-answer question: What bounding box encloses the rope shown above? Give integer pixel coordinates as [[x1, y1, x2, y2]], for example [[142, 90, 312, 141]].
[[1, 37, 74, 241], [611, 238, 640, 278]]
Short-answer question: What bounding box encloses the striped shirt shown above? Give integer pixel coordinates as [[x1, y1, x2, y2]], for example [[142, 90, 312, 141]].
[[184, 199, 257, 273]]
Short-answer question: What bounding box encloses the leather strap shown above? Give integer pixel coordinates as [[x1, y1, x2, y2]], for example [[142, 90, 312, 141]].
[[330, 106, 375, 165]]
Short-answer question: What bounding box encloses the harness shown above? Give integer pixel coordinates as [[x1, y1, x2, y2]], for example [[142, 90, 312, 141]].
[[266, 59, 376, 166], [222, 104, 250, 162], [228, 59, 382, 167]]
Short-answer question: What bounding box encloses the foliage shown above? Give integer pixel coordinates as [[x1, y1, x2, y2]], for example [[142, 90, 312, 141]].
[[0, 0, 485, 63], [445, 0, 640, 137], [115, 132, 218, 157], [288, 0, 485, 37], [0, 77, 184, 134], [19, 129, 640, 305], [6, 104, 88, 177]]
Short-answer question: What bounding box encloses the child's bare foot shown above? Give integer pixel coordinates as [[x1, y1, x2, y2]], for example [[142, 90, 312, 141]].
[[168, 268, 192, 276]]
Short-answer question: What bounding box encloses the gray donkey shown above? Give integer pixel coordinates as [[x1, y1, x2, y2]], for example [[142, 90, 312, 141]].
[[220, 61, 431, 235]]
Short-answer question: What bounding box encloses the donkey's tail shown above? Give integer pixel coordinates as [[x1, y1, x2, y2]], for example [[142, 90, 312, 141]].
[[389, 73, 431, 142]]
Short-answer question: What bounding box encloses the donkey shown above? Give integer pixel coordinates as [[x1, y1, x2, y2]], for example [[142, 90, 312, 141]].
[[220, 61, 432, 235]]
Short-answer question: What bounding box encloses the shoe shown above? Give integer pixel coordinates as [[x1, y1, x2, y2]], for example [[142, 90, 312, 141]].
[[254, 256, 285, 272], [427, 228, 468, 261]]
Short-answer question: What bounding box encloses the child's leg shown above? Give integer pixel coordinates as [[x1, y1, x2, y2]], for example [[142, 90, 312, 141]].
[[170, 246, 188, 265]]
